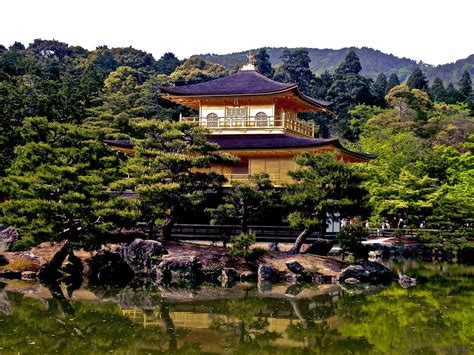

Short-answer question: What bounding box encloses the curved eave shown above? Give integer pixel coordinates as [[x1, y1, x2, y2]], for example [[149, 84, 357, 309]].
[[162, 86, 331, 112]]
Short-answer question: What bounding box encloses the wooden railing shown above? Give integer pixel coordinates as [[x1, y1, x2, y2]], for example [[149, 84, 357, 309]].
[[180, 116, 315, 137], [225, 173, 292, 186]]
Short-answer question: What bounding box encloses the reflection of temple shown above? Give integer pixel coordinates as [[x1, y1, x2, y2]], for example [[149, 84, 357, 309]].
[[106, 59, 374, 186], [120, 295, 341, 350]]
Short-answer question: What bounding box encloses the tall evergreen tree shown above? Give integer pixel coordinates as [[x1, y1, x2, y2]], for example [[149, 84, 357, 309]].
[[254, 48, 274, 78], [445, 83, 464, 104], [335, 50, 362, 75], [386, 73, 400, 93], [115, 120, 236, 240], [407, 68, 428, 91], [458, 70, 472, 99], [429, 77, 447, 103], [156, 52, 181, 76], [372, 73, 387, 105], [274, 49, 314, 94], [284, 153, 369, 254]]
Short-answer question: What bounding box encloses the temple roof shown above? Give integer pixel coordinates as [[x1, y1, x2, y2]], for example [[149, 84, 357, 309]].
[[104, 135, 375, 161], [160, 70, 331, 108]]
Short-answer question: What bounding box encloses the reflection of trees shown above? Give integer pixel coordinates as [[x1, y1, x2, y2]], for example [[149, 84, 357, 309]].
[[209, 297, 281, 352]]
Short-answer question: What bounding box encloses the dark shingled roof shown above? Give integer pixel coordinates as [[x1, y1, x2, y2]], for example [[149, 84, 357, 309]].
[[160, 70, 331, 107], [104, 135, 375, 160]]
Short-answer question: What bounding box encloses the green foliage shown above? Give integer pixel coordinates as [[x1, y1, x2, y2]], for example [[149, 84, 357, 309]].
[[337, 223, 367, 258], [274, 49, 314, 94], [335, 50, 362, 75], [458, 69, 472, 98], [113, 119, 236, 239], [284, 153, 369, 234], [207, 173, 281, 234], [230, 233, 265, 260], [169, 57, 228, 86], [156, 52, 181, 75], [386, 72, 400, 93], [0, 117, 124, 248], [254, 48, 274, 78], [407, 67, 429, 91]]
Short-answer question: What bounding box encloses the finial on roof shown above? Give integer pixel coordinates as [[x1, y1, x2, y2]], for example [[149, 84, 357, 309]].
[[241, 52, 256, 71]]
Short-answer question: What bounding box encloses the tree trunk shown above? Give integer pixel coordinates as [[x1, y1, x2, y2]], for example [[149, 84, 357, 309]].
[[287, 228, 313, 255], [240, 199, 248, 234], [161, 218, 175, 241], [160, 302, 177, 352]]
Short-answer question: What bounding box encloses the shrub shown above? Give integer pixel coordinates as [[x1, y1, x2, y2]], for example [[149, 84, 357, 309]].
[[230, 233, 266, 261], [337, 223, 368, 260]]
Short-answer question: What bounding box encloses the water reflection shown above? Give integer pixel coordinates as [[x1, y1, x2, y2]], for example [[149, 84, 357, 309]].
[[0, 261, 472, 354]]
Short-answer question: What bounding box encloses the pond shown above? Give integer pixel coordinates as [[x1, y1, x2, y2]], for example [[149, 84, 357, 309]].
[[0, 260, 472, 354]]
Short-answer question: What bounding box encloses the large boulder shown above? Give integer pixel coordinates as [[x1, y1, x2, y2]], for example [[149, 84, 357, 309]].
[[337, 261, 392, 283], [87, 250, 134, 286], [285, 260, 305, 275], [0, 227, 20, 251], [304, 239, 334, 256], [156, 255, 202, 284], [118, 239, 167, 273], [258, 264, 274, 282], [219, 268, 240, 286]]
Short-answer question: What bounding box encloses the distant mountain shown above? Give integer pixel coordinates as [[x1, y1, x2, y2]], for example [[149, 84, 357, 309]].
[[197, 47, 474, 84]]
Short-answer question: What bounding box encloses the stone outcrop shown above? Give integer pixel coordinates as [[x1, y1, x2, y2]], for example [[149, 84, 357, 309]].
[[118, 239, 167, 273], [87, 250, 134, 286], [37, 241, 72, 281], [156, 255, 202, 284], [344, 277, 360, 284], [337, 261, 392, 283], [258, 264, 274, 282], [285, 260, 305, 274], [0, 227, 20, 251], [304, 239, 334, 256], [219, 268, 240, 286]]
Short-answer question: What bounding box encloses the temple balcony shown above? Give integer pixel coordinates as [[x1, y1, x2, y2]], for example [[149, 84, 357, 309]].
[[180, 115, 315, 138], [224, 173, 292, 186]]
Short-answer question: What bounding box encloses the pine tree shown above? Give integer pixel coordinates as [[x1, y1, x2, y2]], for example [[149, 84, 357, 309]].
[[372, 73, 387, 105], [274, 49, 314, 94], [0, 117, 123, 248], [429, 77, 447, 103], [115, 120, 236, 240], [407, 68, 428, 91], [445, 83, 464, 104], [254, 48, 274, 78], [284, 153, 369, 254], [386, 73, 400, 93], [458, 70, 472, 99], [156, 52, 181, 75], [335, 51, 362, 75]]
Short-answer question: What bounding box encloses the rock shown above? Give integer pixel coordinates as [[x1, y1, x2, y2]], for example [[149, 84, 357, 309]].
[[368, 250, 383, 259], [337, 261, 392, 283], [337, 265, 370, 282], [285, 284, 304, 296], [304, 239, 334, 256], [282, 272, 303, 284], [219, 268, 240, 286], [268, 242, 280, 252], [87, 250, 134, 286], [314, 274, 335, 284], [240, 271, 257, 282], [285, 260, 305, 275], [0, 270, 21, 279], [0, 227, 20, 251], [344, 277, 360, 284], [258, 264, 274, 282], [362, 261, 393, 283], [37, 241, 71, 281], [157, 255, 202, 284], [21, 271, 37, 280], [0, 255, 8, 267], [398, 274, 416, 288], [328, 246, 342, 257], [119, 239, 167, 272]]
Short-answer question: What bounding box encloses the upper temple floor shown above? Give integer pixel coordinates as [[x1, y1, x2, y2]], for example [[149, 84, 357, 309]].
[[160, 64, 331, 138]]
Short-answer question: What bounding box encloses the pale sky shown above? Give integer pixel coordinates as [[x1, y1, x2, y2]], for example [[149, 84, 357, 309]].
[[1, 0, 473, 65]]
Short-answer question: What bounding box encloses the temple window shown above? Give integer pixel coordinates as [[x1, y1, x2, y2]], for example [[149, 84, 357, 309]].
[[206, 113, 218, 128], [255, 112, 268, 127]]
